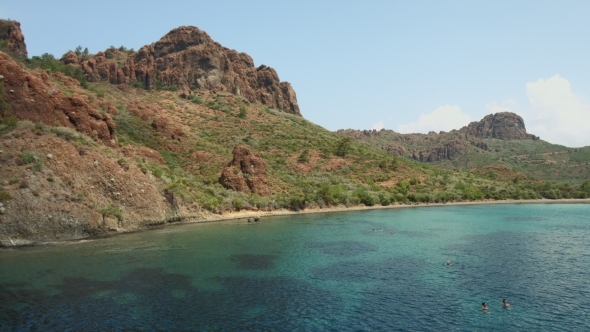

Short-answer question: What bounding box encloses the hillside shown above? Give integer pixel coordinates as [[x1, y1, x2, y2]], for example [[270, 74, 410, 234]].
[[1, 20, 589, 245], [338, 113, 590, 184]]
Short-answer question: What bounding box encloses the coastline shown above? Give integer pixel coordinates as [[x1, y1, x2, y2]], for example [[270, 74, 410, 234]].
[[2, 198, 590, 248], [198, 198, 590, 222]]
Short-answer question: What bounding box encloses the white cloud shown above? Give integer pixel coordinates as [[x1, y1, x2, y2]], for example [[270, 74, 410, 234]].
[[371, 121, 384, 130], [397, 104, 472, 134], [522, 75, 590, 147]]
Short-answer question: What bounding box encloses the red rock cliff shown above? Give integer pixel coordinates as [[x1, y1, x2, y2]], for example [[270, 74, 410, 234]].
[[0, 20, 28, 58], [73, 26, 301, 116], [0, 52, 117, 147]]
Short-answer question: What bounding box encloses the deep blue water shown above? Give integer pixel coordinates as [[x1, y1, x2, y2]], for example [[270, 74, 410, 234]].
[[1, 204, 589, 331]]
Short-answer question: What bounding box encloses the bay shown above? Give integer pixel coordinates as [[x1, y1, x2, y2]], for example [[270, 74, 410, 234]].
[[1, 204, 589, 331]]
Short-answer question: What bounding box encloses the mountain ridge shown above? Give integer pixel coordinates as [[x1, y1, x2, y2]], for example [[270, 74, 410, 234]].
[[338, 112, 590, 183]]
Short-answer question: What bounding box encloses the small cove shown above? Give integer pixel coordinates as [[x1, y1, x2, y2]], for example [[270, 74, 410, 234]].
[[1, 204, 589, 331]]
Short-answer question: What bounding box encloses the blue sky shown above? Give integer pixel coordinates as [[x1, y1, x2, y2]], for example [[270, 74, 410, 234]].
[[2, 1, 590, 146]]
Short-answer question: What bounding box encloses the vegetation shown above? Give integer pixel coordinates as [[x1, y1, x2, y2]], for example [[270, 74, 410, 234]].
[[0, 189, 12, 201], [20, 151, 43, 171], [339, 129, 590, 185], [100, 204, 124, 221], [1, 51, 587, 219], [155, 81, 178, 91], [26, 53, 88, 88], [0, 116, 17, 135], [0, 82, 9, 111]]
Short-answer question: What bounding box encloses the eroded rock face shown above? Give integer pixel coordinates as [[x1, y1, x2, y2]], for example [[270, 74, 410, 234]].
[[411, 140, 468, 162], [0, 52, 117, 147], [75, 26, 301, 116], [461, 112, 537, 140], [219, 145, 270, 195], [0, 20, 27, 58]]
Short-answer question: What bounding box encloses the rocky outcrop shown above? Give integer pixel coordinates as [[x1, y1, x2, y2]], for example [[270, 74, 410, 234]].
[[338, 112, 538, 163], [461, 112, 537, 140], [411, 140, 468, 162], [73, 26, 301, 116], [472, 141, 488, 151], [0, 20, 27, 58], [383, 144, 406, 156], [219, 145, 270, 195], [0, 52, 117, 147]]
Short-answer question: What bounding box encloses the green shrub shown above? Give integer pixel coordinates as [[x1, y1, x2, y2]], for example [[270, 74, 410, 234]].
[[297, 149, 310, 163], [238, 105, 247, 118], [155, 81, 178, 91], [0, 115, 17, 135], [334, 137, 352, 157], [353, 188, 375, 206], [232, 198, 244, 211], [317, 183, 348, 206], [131, 81, 144, 88], [0, 82, 10, 111], [188, 95, 203, 104], [0, 189, 12, 201], [21, 152, 44, 171], [100, 204, 123, 221]]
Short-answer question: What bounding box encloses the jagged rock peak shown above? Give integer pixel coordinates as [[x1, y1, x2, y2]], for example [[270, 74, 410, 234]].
[[0, 19, 28, 58], [72, 25, 301, 116]]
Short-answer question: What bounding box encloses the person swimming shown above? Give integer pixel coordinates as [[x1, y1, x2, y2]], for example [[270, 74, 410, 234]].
[[502, 299, 510, 307], [446, 260, 451, 266], [481, 302, 489, 310]]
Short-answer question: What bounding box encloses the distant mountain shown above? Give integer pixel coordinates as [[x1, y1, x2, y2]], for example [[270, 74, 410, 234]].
[[338, 112, 590, 184]]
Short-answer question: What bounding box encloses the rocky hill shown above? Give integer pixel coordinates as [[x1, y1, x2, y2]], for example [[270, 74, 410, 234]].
[[0, 20, 588, 246], [61, 26, 300, 116], [338, 112, 590, 184]]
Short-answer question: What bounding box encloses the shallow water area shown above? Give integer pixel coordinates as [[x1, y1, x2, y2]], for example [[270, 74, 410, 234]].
[[1, 204, 589, 331]]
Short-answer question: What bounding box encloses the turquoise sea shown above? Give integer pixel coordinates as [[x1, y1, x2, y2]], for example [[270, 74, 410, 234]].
[[1, 204, 589, 331]]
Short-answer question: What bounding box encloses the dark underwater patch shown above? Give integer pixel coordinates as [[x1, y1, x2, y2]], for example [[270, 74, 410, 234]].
[[0, 267, 343, 331]]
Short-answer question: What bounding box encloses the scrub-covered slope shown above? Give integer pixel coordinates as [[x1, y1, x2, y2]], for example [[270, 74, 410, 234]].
[[1, 20, 588, 245], [338, 112, 590, 184]]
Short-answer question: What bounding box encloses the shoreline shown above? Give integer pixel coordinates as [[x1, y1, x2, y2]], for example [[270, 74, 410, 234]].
[[196, 197, 590, 222], [2, 198, 590, 248]]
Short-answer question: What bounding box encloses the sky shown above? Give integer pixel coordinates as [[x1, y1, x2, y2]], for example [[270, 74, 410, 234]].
[[2, 1, 590, 147]]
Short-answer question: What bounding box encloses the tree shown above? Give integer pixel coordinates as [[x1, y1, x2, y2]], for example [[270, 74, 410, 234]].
[[334, 137, 352, 157]]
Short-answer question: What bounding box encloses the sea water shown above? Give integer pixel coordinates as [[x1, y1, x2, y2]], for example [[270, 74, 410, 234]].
[[1, 204, 589, 331]]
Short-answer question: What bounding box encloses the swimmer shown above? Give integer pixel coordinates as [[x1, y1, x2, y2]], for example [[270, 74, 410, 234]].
[[502, 299, 510, 307], [481, 302, 488, 310], [446, 260, 451, 266]]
